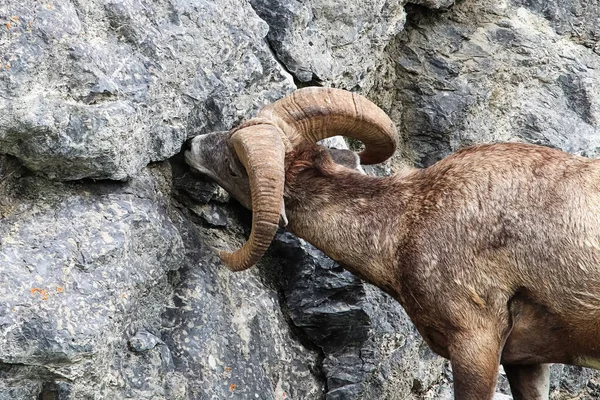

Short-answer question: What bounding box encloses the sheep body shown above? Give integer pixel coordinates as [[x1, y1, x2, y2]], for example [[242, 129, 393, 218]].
[[184, 86, 600, 399], [282, 141, 600, 399]]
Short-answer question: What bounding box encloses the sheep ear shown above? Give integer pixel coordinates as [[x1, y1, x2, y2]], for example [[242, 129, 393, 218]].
[[328, 148, 361, 171], [279, 202, 288, 228]]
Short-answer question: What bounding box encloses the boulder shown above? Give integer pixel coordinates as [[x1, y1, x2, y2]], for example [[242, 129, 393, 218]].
[[0, 157, 185, 399], [380, 1, 600, 167], [248, 0, 407, 90], [0, 0, 293, 180]]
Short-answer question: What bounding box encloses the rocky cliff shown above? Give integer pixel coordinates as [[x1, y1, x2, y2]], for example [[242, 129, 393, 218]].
[[0, 0, 599, 399]]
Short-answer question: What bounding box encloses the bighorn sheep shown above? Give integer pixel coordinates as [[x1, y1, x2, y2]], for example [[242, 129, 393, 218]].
[[184, 87, 600, 400]]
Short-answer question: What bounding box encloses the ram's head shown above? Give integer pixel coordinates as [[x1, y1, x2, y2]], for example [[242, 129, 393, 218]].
[[184, 87, 398, 271]]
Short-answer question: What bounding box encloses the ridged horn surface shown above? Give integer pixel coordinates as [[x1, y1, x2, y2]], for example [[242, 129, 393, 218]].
[[219, 125, 286, 271], [257, 87, 398, 165]]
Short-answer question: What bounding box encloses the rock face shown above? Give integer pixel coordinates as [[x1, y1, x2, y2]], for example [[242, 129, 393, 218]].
[[248, 0, 407, 90], [382, 0, 600, 167], [248, 0, 454, 91], [1, 0, 600, 399], [513, 0, 600, 49], [0, 0, 293, 180], [0, 156, 326, 400], [0, 157, 186, 399], [272, 232, 448, 400], [162, 184, 325, 400]]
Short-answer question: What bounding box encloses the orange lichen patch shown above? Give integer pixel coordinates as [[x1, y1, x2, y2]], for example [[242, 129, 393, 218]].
[[5, 63, 10, 70], [56, 286, 64, 293], [5, 22, 10, 29], [30, 288, 49, 301], [46, 3, 54, 10], [121, 293, 127, 299], [224, 367, 231, 373], [282, 392, 287, 398], [229, 383, 237, 392], [10, 16, 18, 21]]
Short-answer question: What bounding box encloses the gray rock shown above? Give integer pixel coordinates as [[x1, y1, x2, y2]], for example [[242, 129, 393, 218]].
[[273, 232, 371, 354], [200, 203, 229, 227], [272, 231, 449, 399], [0, 162, 186, 399], [247, 0, 456, 90], [249, 0, 407, 90], [549, 364, 600, 398], [0, 0, 294, 180], [0, 380, 42, 400], [409, 0, 455, 9], [511, 0, 600, 49], [382, 1, 600, 167], [161, 203, 324, 400], [0, 157, 328, 400], [129, 330, 164, 353], [171, 153, 219, 204]]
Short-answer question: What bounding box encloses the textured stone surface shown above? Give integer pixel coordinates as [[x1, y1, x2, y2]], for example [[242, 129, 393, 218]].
[[512, 0, 600, 49], [249, 0, 407, 90], [2, 0, 600, 398], [0, 158, 186, 399], [382, 1, 600, 167], [410, 0, 455, 9], [166, 164, 325, 400], [0, 0, 293, 180], [0, 157, 327, 400], [272, 231, 449, 399], [247, 0, 457, 90]]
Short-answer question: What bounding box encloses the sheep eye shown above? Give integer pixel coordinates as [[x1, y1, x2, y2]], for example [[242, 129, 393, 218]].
[[228, 163, 238, 177]]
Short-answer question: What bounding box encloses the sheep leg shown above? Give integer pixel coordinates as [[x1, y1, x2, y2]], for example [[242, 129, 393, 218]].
[[503, 363, 550, 400], [449, 330, 502, 400]]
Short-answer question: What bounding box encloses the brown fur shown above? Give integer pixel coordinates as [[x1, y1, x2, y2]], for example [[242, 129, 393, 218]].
[[282, 142, 600, 400], [187, 133, 600, 400]]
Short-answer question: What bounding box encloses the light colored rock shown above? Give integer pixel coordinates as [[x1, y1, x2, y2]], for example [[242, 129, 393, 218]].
[[0, 158, 326, 399], [165, 168, 325, 400], [512, 0, 600, 49], [249, 0, 407, 90], [409, 0, 455, 9], [380, 0, 600, 167], [0, 0, 294, 180], [0, 161, 185, 399]]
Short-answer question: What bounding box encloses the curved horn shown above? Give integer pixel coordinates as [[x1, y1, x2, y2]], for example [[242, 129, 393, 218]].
[[219, 124, 286, 271], [257, 87, 398, 165]]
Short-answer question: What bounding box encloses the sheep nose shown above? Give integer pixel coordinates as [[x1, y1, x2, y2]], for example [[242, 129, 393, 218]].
[[182, 138, 194, 153]]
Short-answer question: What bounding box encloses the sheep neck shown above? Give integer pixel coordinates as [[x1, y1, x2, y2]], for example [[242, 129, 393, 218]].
[[285, 168, 414, 297]]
